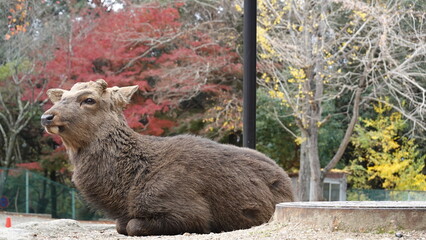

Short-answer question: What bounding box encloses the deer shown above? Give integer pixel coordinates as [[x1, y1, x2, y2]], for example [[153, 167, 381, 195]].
[[41, 79, 294, 236]]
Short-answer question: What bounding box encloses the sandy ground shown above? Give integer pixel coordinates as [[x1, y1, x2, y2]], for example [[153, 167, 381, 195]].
[[0, 212, 425, 240]]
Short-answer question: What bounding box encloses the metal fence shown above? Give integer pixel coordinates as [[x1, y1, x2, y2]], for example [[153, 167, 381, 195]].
[[347, 189, 426, 201], [2, 168, 425, 220], [0, 168, 102, 220]]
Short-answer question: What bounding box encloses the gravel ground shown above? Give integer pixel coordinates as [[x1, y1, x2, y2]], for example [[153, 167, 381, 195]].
[[0, 212, 425, 240]]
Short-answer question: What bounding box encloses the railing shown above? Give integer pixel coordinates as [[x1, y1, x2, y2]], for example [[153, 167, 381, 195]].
[[0, 168, 102, 220], [347, 188, 426, 201]]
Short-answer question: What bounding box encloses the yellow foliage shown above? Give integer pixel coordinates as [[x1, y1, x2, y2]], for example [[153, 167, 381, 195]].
[[268, 90, 285, 100], [257, 0, 289, 59], [289, 67, 306, 79], [353, 10, 368, 21], [348, 102, 426, 190], [257, 26, 275, 59], [235, 4, 242, 13], [294, 137, 305, 145]]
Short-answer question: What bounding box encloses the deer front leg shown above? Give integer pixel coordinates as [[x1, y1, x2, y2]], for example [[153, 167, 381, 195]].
[[126, 218, 149, 236], [126, 215, 210, 236], [116, 218, 129, 235]]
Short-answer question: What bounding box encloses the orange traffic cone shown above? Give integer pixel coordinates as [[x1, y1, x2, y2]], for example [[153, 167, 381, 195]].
[[5, 217, 11, 228]]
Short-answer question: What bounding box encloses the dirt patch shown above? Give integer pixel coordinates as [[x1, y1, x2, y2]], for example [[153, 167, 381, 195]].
[[0, 212, 425, 240]]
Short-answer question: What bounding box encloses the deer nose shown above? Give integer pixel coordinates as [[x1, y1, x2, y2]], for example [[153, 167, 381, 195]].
[[41, 114, 55, 126]]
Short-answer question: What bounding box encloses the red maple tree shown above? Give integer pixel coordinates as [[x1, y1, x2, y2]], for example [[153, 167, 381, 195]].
[[33, 2, 242, 137]]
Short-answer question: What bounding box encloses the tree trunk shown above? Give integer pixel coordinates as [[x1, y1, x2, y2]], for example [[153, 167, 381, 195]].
[[298, 128, 323, 201], [298, 138, 310, 201], [307, 126, 323, 201], [3, 133, 18, 167], [298, 63, 324, 201]]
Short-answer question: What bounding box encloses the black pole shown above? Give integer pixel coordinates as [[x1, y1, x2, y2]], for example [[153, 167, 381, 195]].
[[243, 0, 257, 149]]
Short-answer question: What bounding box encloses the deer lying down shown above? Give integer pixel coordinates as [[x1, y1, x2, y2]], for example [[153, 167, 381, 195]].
[[41, 79, 294, 236]]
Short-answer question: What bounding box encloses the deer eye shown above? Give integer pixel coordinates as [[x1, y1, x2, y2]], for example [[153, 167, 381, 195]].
[[82, 98, 96, 105]]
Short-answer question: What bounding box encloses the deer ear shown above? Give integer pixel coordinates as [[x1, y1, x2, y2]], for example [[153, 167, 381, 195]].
[[47, 89, 65, 103], [96, 79, 108, 91], [118, 85, 139, 104], [109, 85, 139, 108]]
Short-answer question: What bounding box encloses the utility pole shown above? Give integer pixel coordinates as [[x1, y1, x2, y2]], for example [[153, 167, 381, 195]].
[[243, 0, 257, 149]]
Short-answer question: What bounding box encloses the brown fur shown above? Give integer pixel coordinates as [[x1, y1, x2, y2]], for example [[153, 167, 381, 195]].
[[41, 79, 294, 236]]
